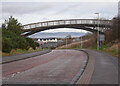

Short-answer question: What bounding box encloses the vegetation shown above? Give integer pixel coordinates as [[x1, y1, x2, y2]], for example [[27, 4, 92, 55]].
[[105, 17, 119, 43], [2, 48, 40, 57], [82, 17, 119, 57], [2, 16, 39, 53], [58, 17, 120, 58]]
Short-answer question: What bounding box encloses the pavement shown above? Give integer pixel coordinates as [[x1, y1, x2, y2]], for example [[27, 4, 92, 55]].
[[2, 49, 87, 84], [80, 49, 119, 84], [2, 50, 51, 64]]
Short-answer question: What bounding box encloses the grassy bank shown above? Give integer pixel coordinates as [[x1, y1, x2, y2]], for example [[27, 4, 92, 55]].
[[57, 41, 119, 58], [87, 44, 119, 58]]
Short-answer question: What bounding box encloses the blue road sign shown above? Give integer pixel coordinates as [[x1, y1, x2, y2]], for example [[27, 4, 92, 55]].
[[99, 35, 105, 41]]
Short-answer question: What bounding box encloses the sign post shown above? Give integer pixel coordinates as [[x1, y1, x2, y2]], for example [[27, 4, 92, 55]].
[[99, 34, 105, 48]]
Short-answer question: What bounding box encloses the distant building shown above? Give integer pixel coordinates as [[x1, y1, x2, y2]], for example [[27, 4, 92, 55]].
[[37, 38, 57, 43], [35, 38, 58, 49]]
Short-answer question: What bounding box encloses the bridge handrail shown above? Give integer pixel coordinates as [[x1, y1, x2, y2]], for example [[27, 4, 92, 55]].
[[23, 19, 112, 29]]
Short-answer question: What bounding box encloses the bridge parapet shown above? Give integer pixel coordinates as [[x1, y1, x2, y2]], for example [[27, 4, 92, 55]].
[[23, 19, 112, 30]]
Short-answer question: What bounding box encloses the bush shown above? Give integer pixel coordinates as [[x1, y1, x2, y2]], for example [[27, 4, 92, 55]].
[[17, 37, 28, 50], [2, 37, 13, 53], [2, 29, 39, 53], [26, 37, 39, 50], [35, 42, 39, 47]]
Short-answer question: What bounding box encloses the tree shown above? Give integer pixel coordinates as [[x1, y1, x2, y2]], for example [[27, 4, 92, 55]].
[[105, 17, 119, 43], [2, 37, 13, 53], [6, 16, 22, 35], [2, 16, 40, 53], [2, 24, 6, 30]]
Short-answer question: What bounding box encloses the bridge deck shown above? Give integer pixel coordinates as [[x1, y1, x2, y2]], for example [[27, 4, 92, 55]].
[[23, 19, 112, 30], [22, 19, 112, 36]]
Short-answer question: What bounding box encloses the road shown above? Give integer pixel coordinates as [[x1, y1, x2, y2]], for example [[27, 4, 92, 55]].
[[2, 49, 119, 85], [79, 49, 118, 84], [2, 50, 87, 84]]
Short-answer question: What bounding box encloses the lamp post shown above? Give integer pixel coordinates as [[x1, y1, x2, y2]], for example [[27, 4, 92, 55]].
[[66, 37, 67, 49], [95, 13, 100, 50], [81, 36, 82, 48], [80, 30, 82, 49]]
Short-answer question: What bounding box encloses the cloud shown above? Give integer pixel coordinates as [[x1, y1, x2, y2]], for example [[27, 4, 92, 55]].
[[1, 1, 118, 34], [55, 2, 117, 18], [1, 2, 118, 25], [1, 0, 119, 2], [2, 2, 54, 15]]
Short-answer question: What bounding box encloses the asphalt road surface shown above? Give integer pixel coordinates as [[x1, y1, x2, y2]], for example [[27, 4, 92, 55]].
[[2, 50, 87, 84], [82, 49, 118, 84]]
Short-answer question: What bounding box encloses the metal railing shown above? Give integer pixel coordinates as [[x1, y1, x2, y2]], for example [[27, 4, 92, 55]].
[[23, 19, 112, 30]]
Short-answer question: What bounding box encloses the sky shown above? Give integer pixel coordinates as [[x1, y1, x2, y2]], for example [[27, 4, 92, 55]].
[[0, 0, 119, 32]]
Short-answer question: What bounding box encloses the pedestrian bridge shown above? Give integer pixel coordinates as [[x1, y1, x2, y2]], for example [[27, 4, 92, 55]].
[[22, 19, 112, 36]]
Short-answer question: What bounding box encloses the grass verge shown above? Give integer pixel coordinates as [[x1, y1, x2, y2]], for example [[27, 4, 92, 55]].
[[57, 44, 119, 58], [2, 48, 49, 57]]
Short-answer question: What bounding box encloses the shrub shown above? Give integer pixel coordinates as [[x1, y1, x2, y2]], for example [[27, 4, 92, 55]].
[[2, 37, 13, 53]]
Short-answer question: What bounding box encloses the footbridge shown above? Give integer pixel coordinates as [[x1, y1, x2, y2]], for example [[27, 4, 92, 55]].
[[22, 19, 112, 36]]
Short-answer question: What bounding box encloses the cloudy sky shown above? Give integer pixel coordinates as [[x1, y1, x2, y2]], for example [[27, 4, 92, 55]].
[[1, 0, 119, 32]]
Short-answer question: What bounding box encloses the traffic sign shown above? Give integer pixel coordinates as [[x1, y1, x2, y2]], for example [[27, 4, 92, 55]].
[[99, 35, 105, 41]]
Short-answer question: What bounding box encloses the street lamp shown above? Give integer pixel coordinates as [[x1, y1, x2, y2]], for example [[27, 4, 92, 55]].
[[95, 13, 100, 50], [81, 30, 82, 49], [81, 36, 82, 48], [66, 36, 68, 49]]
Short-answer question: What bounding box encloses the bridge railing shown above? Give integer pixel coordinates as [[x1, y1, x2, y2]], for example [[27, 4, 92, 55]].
[[23, 19, 112, 30]]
